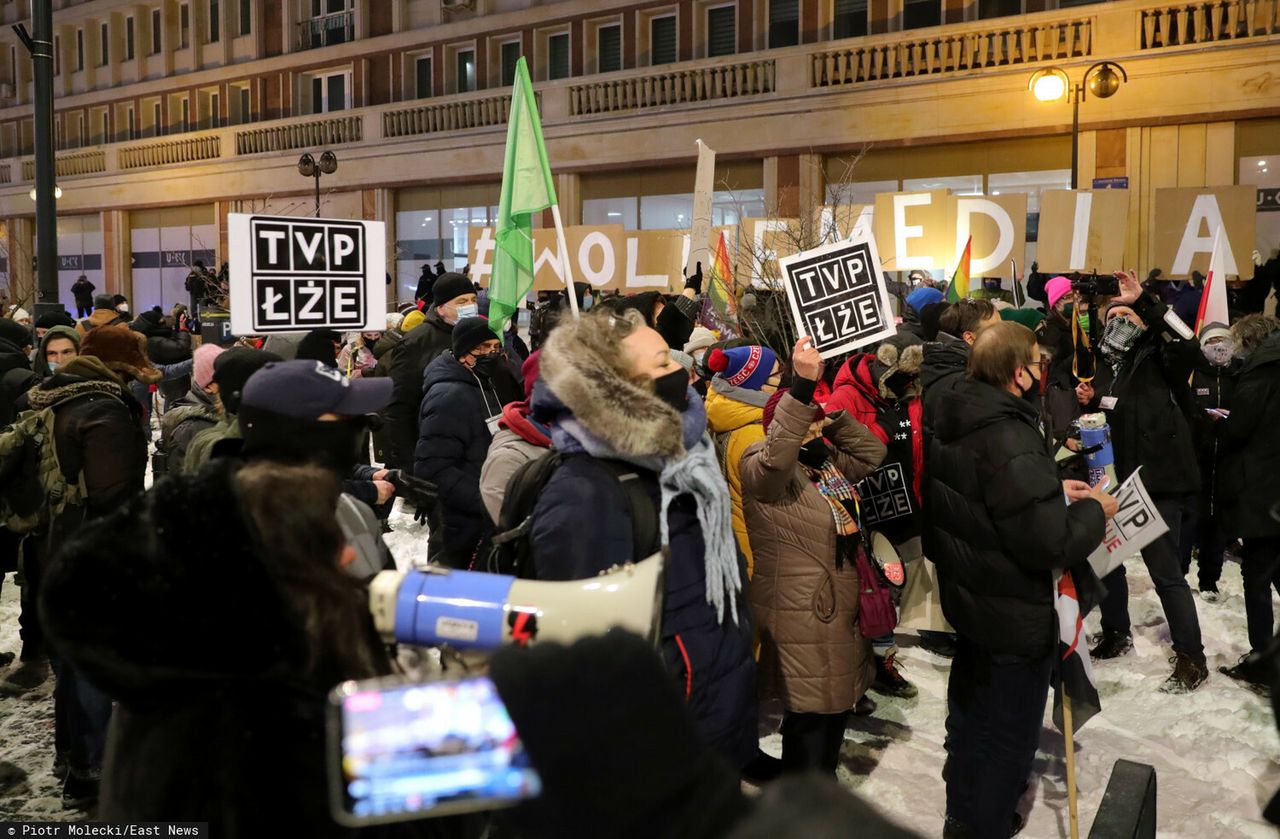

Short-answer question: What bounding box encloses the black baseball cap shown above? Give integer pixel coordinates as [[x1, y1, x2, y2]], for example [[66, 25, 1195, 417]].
[[241, 359, 392, 419]]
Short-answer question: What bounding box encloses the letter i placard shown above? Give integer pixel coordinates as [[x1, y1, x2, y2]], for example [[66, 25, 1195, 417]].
[[227, 213, 387, 335]]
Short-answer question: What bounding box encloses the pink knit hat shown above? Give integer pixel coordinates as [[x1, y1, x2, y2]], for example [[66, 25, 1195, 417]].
[[193, 343, 225, 390], [1046, 276, 1073, 308]]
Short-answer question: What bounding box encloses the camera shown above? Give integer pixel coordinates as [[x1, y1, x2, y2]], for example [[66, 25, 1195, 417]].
[[1070, 272, 1120, 298]]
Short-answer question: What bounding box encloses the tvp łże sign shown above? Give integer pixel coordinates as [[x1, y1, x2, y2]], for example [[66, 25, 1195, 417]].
[[780, 234, 896, 359], [228, 214, 387, 334]]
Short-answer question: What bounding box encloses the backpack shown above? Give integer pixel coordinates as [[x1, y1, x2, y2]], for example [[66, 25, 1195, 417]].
[[487, 451, 659, 578], [0, 403, 91, 535]]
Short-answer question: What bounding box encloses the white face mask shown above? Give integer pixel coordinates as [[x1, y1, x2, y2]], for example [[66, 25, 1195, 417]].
[[454, 303, 479, 322], [115, 304, 128, 313]]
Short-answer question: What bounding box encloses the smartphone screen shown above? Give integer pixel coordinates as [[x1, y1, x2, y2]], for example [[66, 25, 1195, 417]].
[[329, 675, 542, 825]]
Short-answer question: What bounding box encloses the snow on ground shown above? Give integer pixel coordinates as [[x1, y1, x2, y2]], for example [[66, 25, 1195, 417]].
[[2, 517, 1278, 834]]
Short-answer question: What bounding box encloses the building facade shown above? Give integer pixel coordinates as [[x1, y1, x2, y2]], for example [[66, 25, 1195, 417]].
[[0, 0, 1275, 311]]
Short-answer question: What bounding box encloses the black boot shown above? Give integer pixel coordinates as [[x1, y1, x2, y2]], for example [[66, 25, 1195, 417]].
[[1089, 631, 1133, 660], [871, 651, 919, 699], [1162, 652, 1208, 694], [62, 767, 100, 810]]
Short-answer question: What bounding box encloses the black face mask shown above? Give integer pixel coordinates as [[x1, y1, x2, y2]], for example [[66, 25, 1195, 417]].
[[472, 352, 503, 379], [798, 438, 830, 469], [1016, 369, 1039, 404], [653, 368, 690, 413], [240, 405, 367, 475]]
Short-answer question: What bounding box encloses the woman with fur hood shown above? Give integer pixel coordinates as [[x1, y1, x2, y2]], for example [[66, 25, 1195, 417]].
[[527, 309, 759, 770], [822, 333, 927, 699], [741, 338, 886, 774]]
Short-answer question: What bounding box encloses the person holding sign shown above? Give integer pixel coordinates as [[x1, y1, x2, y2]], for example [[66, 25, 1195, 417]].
[[923, 321, 1114, 839], [740, 337, 886, 775], [1087, 271, 1209, 693]]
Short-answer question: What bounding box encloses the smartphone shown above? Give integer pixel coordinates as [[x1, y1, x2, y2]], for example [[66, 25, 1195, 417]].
[[328, 674, 542, 826]]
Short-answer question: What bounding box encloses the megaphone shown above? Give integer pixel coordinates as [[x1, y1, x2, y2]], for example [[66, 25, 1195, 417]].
[[368, 554, 664, 650]]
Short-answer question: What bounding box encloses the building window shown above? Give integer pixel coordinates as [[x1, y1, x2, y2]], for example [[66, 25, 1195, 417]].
[[707, 5, 737, 57], [152, 101, 162, 137], [76, 29, 84, 71], [548, 32, 570, 80], [770, 0, 799, 48], [100, 111, 109, 144], [128, 105, 136, 140], [598, 24, 621, 73], [415, 55, 432, 98], [100, 23, 109, 66], [230, 84, 251, 123], [151, 10, 162, 54], [302, 0, 353, 50], [499, 40, 521, 87], [454, 48, 475, 93], [126, 16, 135, 60], [902, 0, 940, 30], [180, 4, 191, 48], [310, 70, 350, 113], [650, 15, 677, 66], [239, 0, 252, 35], [210, 92, 220, 128], [181, 97, 190, 132], [209, 0, 220, 42], [833, 0, 867, 37]]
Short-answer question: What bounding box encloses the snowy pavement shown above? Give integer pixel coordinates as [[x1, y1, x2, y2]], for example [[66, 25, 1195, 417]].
[[2, 520, 1278, 834]]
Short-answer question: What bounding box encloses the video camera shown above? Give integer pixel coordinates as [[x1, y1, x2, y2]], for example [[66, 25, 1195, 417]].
[[1070, 272, 1121, 299]]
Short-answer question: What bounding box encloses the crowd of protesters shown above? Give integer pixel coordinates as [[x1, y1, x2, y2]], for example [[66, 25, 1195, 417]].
[[0, 249, 1277, 839]]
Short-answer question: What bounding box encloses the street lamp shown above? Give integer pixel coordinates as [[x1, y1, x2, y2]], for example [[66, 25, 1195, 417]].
[[1028, 62, 1127, 189], [27, 185, 62, 200], [298, 150, 338, 217]]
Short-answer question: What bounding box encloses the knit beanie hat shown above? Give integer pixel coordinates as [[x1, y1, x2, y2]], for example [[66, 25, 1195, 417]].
[[919, 301, 950, 342], [763, 388, 824, 432], [7, 306, 31, 323], [93, 294, 116, 311], [36, 310, 75, 330], [671, 349, 695, 373], [1000, 307, 1046, 331], [1046, 276, 1073, 308], [1199, 322, 1232, 345], [80, 324, 161, 383], [401, 309, 426, 332], [706, 345, 778, 391], [432, 272, 475, 306], [683, 327, 717, 356], [212, 348, 283, 414], [0, 317, 30, 349], [906, 287, 944, 314], [193, 343, 224, 390], [451, 316, 496, 357], [385, 312, 404, 331]]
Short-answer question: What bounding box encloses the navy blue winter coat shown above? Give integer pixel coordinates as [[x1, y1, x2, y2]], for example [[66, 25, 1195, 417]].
[[414, 353, 503, 566]]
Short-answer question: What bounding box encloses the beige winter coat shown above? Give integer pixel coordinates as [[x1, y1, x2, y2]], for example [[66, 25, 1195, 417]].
[[741, 392, 886, 714]]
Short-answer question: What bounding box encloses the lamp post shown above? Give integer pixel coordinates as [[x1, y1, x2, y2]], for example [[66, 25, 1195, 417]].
[[12, 0, 59, 317], [297, 150, 338, 217], [1028, 62, 1128, 190]]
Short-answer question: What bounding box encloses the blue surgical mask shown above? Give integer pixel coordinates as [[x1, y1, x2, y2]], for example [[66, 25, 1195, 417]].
[[455, 303, 478, 321], [582, 293, 593, 312], [47, 361, 58, 373]]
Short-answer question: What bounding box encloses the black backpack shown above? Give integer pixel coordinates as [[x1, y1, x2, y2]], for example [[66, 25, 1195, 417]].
[[487, 451, 659, 578]]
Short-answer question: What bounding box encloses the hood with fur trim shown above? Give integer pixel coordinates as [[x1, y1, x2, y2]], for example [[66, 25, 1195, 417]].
[[534, 321, 685, 460], [80, 324, 162, 384]]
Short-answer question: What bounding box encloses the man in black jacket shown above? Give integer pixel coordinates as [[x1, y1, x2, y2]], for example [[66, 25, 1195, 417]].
[[383, 272, 476, 469], [920, 299, 998, 442], [923, 321, 1113, 839], [1088, 272, 1208, 693]]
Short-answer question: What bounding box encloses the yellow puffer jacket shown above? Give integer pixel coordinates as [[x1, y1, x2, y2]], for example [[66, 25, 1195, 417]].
[[705, 386, 766, 577]]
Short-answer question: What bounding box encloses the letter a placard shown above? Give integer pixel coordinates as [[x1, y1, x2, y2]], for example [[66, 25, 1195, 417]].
[[228, 213, 387, 334], [779, 231, 895, 359]]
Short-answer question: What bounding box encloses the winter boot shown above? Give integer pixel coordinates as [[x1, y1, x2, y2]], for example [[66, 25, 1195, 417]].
[[1089, 631, 1133, 660], [1161, 652, 1208, 694], [852, 695, 877, 717], [0, 656, 49, 696], [1219, 653, 1271, 693], [1198, 584, 1220, 604], [919, 632, 958, 658], [741, 749, 784, 785], [871, 651, 919, 699], [0, 651, 13, 669], [61, 767, 100, 810]]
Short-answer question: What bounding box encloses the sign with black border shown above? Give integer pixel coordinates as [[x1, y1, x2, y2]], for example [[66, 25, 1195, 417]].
[[779, 232, 895, 359]]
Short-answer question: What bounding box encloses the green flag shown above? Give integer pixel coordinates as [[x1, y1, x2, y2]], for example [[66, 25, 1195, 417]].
[[490, 57, 558, 337]]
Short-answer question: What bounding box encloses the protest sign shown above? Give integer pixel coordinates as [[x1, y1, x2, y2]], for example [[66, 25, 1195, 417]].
[[1037, 189, 1129, 274], [1154, 186, 1256, 278], [779, 231, 895, 359], [1087, 467, 1168, 579]]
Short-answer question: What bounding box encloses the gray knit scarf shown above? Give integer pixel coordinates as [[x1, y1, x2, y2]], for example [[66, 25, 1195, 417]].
[[710, 374, 771, 408], [552, 390, 742, 625]]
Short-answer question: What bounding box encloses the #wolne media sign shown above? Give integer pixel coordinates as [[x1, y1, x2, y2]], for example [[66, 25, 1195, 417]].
[[228, 214, 387, 334], [780, 232, 896, 359]]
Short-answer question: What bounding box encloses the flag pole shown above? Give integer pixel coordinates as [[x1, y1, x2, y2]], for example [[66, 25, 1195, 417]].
[[551, 204, 580, 319], [1062, 681, 1081, 839]]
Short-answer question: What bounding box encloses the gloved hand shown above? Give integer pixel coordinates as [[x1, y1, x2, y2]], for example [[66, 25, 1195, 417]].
[[387, 469, 438, 509], [684, 261, 704, 295]]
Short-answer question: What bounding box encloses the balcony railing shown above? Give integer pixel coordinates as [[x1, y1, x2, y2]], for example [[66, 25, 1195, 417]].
[[811, 18, 1091, 87], [298, 10, 354, 51], [569, 58, 776, 116], [235, 114, 363, 155], [1139, 0, 1280, 47], [20, 149, 105, 179], [119, 135, 221, 170], [383, 92, 519, 138]]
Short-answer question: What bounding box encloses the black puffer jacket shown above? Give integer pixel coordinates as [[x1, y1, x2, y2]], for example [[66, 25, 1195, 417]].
[[1096, 293, 1201, 495], [1219, 331, 1280, 538], [132, 312, 193, 401], [0, 335, 32, 427], [414, 352, 503, 565], [386, 309, 453, 468], [920, 331, 969, 444], [1188, 353, 1242, 515], [923, 376, 1106, 658]]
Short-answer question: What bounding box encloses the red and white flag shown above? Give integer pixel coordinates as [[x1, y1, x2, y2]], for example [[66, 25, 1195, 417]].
[[1052, 569, 1101, 733], [1193, 227, 1231, 337]]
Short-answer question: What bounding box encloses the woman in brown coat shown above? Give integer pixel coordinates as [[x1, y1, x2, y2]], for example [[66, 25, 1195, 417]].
[[741, 337, 887, 775]]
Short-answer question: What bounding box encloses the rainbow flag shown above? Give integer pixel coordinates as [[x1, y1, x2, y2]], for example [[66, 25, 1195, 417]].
[[709, 230, 739, 322], [946, 236, 972, 303]]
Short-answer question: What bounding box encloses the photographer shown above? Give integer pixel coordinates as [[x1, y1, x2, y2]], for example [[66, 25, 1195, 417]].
[[1087, 271, 1208, 693], [923, 321, 1113, 838]]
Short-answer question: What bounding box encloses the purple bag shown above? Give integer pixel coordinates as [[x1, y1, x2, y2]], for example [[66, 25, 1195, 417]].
[[855, 544, 898, 638]]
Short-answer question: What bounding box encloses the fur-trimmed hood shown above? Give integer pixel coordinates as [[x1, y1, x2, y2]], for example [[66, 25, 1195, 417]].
[[534, 321, 686, 460], [29, 355, 127, 410]]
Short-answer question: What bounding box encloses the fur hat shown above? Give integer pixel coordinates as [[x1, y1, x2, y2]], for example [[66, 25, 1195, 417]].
[[432, 272, 475, 306], [79, 324, 161, 384], [451, 317, 497, 357], [706, 345, 778, 391], [871, 334, 924, 400]]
